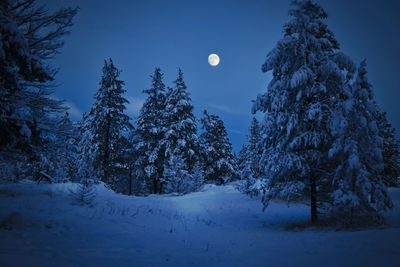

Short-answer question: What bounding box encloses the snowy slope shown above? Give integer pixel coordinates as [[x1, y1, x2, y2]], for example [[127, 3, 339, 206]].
[[0, 181, 399, 267]]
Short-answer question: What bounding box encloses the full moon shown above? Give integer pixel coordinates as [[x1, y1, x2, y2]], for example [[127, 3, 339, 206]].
[[208, 53, 220, 66]]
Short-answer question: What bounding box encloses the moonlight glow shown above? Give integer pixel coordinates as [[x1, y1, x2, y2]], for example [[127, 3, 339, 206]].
[[208, 53, 220, 66]]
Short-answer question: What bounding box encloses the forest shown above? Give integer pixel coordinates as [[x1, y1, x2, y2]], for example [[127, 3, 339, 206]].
[[1, 0, 400, 266]]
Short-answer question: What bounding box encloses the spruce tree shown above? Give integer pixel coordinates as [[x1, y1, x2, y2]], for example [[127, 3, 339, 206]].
[[199, 110, 237, 185], [135, 68, 168, 194], [82, 59, 132, 189], [252, 0, 356, 222], [77, 112, 97, 182], [163, 69, 200, 192], [52, 112, 79, 182], [239, 118, 264, 195], [246, 117, 263, 179], [236, 144, 249, 177], [119, 127, 139, 195], [329, 60, 393, 223], [376, 109, 400, 187], [0, 0, 77, 181]]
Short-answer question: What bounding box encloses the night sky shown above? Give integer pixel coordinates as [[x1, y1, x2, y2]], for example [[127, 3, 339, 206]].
[[41, 0, 400, 151]]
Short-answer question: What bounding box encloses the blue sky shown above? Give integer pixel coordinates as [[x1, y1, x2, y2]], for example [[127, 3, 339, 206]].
[[42, 0, 400, 151]]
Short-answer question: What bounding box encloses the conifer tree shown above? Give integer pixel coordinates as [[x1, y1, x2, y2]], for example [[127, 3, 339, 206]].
[[252, 0, 356, 222], [82, 59, 132, 189], [236, 144, 249, 177], [239, 118, 264, 195], [376, 109, 400, 187], [199, 110, 237, 184], [162, 69, 200, 192], [77, 112, 97, 182], [119, 127, 140, 195], [246, 117, 263, 179], [135, 68, 168, 194], [329, 60, 393, 223], [0, 0, 77, 181], [52, 112, 79, 182]]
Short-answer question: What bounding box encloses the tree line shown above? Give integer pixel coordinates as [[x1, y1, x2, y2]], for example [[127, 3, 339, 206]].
[[0, 0, 238, 196]]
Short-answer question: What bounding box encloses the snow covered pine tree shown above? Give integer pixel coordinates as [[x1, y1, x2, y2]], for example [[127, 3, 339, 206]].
[[135, 68, 168, 194], [239, 118, 264, 195], [0, 0, 77, 181], [80, 59, 133, 190], [50, 112, 79, 182], [329, 60, 393, 224], [376, 108, 400, 187], [200, 110, 237, 185], [252, 0, 356, 222], [162, 69, 201, 193]]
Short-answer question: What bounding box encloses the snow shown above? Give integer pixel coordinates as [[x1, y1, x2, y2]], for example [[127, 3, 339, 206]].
[[1, 181, 400, 266]]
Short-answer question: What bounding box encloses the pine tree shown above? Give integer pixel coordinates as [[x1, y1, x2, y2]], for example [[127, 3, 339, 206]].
[[376, 109, 400, 187], [199, 110, 237, 185], [82, 59, 133, 189], [252, 0, 356, 222], [0, 0, 77, 181], [119, 127, 139, 195], [77, 112, 97, 183], [239, 118, 264, 195], [245, 118, 263, 179], [329, 60, 393, 223], [135, 68, 168, 194], [236, 144, 249, 177], [162, 69, 200, 192], [51, 112, 79, 182]]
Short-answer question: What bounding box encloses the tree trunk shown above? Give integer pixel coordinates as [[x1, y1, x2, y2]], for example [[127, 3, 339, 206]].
[[310, 176, 318, 223], [128, 168, 133, 195], [153, 176, 158, 194], [103, 113, 111, 184]]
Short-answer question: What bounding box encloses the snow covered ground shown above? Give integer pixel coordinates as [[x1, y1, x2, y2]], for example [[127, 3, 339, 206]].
[[0, 181, 399, 267]]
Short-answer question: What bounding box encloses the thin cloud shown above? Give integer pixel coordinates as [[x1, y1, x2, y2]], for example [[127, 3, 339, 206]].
[[230, 129, 245, 135], [126, 96, 145, 118], [50, 95, 82, 121], [64, 101, 82, 121]]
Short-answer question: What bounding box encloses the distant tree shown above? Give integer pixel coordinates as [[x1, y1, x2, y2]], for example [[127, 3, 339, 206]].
[[236, 144, 249, 177], [162, 69, 200, 192], [163, 154, 203, 194], [0, 0, 77, 181], [199, 110, 237, 184], [135, 68, 168, 194], [329, 60, 393, 223], [245, 118, 263, 179], [238, 118, 264, 195], [252, 0, 356, 222], [77, 112, 97, 183], [119, 127, 140, 195], [81, 59, 133, 189], [376, 109, 400, 187], [50, 112, 79, 182]]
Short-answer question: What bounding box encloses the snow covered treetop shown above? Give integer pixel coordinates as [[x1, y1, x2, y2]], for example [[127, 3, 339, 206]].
[[262, 0, 341, 74]]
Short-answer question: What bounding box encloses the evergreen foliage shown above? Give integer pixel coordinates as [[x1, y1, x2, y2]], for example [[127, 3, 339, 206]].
[[70, 179, 97, 207], [200, 110, 237, 185], [135, 68, 168, 194], [250, 0, 395, 224], [79, 59, 132, 190], [0, 0, 77, 181], [162, 69, 200, 192], [329, 60, 393, 223], [376, 109, 400, 187]]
